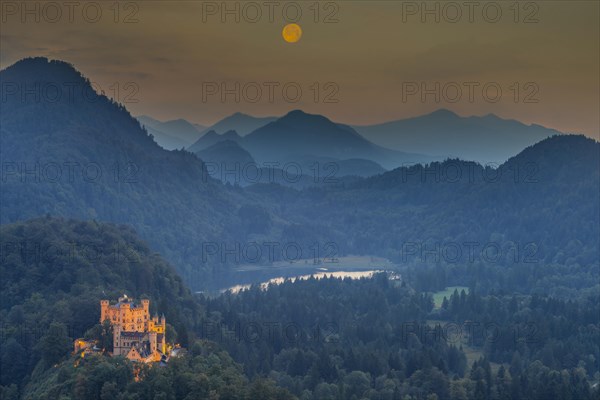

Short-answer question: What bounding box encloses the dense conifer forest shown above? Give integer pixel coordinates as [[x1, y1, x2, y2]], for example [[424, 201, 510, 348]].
[[1, 218, 598, 399]]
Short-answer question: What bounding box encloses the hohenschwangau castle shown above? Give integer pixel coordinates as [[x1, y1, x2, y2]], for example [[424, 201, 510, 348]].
[[75, 295, 168, 363]]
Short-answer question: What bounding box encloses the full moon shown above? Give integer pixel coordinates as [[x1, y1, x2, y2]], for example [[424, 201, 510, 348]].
[[282, 23, 302, 43]]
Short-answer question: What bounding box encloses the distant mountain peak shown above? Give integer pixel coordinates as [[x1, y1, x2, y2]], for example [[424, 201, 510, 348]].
[[197, 138, 255, 168], [9, 56, 66, 69], [353, 109, 564, 164], [285, 109, 309, 116], [201, 113, 277, 136], [427, 108, 459, 118], [137, 114, 160, 123], [203, 130, 218, 137], [480, 112, 505, 121], [278, 109, 332, 126], [221, 111, 264, 122], [282, 109, 322, 119], [3, 57, 86, 85], [188, 129, 243, 153]]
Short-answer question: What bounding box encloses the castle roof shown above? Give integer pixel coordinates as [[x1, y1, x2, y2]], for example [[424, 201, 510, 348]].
[[127, 342, 159, 360], [137, 346, 151, 359], [114, 294, 145, 308], [116, 299, 138, 306]]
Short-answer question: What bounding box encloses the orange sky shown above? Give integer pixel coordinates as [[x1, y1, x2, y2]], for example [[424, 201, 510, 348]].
[[1, 1, 598, 137]]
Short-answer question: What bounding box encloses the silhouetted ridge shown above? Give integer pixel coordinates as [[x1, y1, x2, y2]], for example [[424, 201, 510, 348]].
[[200, 112, 276, 136], [353, 109, 562, 164], [242, 109, 434, 168], [2, 57, 84, 84], [279, 109, 335, 126], [426, 108, 459, 119], [188, 129, 243, 153], [0, 56, 159, 150]]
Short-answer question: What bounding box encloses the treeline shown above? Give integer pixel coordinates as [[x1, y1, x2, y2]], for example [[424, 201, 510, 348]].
[[246, 135, 600, 297], [11, 343, 294, 400], [197, 274, 599, 399], [0, 217, 303, 399], [0, 217, 598, 399], [0, 218, 197, 396]]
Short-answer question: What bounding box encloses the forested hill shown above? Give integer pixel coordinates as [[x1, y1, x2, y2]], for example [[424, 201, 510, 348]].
[[0, 217, 199, 388], [0, 217, 295, 400], [250, 135, 599, 295], [1, 217, 598, 399], [0, 217, 201, 343]]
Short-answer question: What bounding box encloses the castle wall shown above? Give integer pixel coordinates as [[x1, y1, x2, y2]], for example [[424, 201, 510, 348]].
[[101, 301, 150, 332], [99, 297, 167, 363]]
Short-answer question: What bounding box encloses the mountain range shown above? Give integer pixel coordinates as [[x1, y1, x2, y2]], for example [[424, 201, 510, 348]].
[[1, 57, 598, 293], [137, 115, 205, 150], [144, 108, 564, 166], [179, 107, 566, 178], [200, 112, 277, 136], [187, 110, 436, 176], [353, 109, 562, 164], [188, 129, 243, 153], [239, 109, 435, 170]]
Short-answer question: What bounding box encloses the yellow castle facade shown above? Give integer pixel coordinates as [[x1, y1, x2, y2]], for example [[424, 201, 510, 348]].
[[102, 295, 166, 362], [75, 295, 167, 363]]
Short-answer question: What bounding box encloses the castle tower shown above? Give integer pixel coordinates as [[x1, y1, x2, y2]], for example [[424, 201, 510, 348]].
[[100, 300, 109, 323], [113, 323, 122, 356], [141, 299, 150, 315], [149, 331, 157, 353], [160, 315, 167, 353], [120, 299, 131, 310]]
